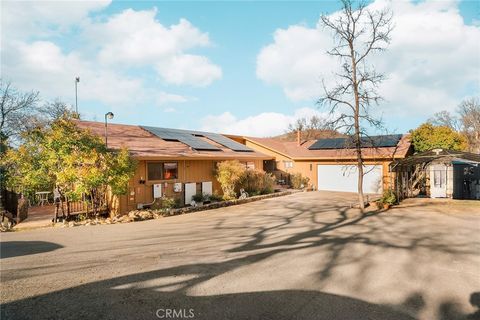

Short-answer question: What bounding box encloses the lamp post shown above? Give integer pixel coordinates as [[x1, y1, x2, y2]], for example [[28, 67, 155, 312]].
[[75, 77, 80, 115], [104, 112, 114, 148]]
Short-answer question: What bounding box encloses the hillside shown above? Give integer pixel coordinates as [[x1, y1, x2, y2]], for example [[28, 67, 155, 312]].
[[272, 129, 346, 142]]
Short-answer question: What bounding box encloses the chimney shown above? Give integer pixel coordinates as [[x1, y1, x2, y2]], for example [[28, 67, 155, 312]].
[[297, 129, 301, 146]]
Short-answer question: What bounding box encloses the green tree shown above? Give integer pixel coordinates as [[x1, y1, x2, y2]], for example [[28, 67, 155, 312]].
[[410, 123, 468, 153], [2, 118, 136, 216]]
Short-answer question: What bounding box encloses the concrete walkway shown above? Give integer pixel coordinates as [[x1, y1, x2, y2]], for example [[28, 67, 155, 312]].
[[1, 191, 479, 320]]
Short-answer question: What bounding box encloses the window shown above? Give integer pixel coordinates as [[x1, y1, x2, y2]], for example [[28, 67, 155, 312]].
[[147, 162, 178, 181], [163, 162, 178, 179], [284, 161, 293, 169], [147, 162, 163, 180], [240, 161, 255, 170]]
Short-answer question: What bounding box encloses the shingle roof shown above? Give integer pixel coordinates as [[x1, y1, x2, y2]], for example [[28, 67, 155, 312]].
[[74, 120, 271, 160], [244, 134, 411, 160]]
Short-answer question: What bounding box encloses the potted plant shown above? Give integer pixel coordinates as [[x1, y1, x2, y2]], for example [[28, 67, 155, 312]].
[[192, 193, 205, 206], [377, 189, 396, 210]]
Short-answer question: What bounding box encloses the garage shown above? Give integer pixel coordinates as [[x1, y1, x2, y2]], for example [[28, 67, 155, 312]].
[[317, 164, 383, 194]]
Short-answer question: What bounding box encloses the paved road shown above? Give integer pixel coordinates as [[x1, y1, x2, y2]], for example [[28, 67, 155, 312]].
[[1, 191, 479, 320]]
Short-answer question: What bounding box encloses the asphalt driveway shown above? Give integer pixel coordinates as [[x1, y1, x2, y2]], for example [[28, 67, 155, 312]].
[[1, 191, 479, 320]]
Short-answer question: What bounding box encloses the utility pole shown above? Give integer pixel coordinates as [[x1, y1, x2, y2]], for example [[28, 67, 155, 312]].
[[75, 77, 80, 115]]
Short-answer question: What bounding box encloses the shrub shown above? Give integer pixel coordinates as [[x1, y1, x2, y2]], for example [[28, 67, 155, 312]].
[[290, 173, 310, 189], [209, 192, 223, 202], [161, 197, 177, 210], [378, 189, 396, 206], [216, 160, 246, 200], [192, 193, 206, 203], [237, 169, 275, 195]]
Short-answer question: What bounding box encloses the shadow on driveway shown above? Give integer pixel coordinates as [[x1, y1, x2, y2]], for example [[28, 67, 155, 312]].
[[0, 241, 63, 259]]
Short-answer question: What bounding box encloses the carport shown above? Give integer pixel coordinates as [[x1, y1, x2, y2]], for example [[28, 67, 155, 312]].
[[390, 149, 480, 200]]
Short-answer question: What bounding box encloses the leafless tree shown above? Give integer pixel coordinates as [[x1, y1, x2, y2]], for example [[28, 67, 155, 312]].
[[458, 97, 480, 153], [286, 115, 336, 141], [0, 80, 40, 143], [318, 0, 393, 210], [428, 110, 460, 131], [428, 98, 480, 153]]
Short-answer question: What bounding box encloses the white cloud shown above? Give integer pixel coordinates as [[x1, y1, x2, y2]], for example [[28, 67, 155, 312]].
[[89, 8, 221, 86], [200, 107, 329, 137], [1, 3, 221, 107], [256, 0, 480, 117]]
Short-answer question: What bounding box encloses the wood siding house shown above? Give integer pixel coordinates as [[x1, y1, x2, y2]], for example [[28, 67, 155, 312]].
[[76, 121, 271, 214], [228, 134, 412, 194]]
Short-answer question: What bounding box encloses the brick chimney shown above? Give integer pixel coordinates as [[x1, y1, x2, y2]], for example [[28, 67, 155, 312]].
[[297, 129, 301, 146]]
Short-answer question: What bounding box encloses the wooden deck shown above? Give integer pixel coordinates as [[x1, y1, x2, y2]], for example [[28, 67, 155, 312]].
[[13, 205, 56, 230]]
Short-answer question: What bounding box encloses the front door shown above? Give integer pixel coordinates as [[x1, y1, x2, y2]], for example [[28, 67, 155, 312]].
[[431, 166, 447, 198]]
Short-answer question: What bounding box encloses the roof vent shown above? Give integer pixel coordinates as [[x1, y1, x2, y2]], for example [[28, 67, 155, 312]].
[[432, 148, 443, 155]]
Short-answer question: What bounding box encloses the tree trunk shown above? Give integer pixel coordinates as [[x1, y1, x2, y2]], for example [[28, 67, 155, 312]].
[[349, 40, 365, 211]]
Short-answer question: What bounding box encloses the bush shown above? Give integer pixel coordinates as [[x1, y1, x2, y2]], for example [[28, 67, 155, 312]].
[[237, 169, 275, 196], [192, 193, 206, 203], [216, 160, 246, 200], [290, 173, 310, 189], [161, 197, 177, 210], [209, 192, 223, 202], [378, 189, 396, 206]]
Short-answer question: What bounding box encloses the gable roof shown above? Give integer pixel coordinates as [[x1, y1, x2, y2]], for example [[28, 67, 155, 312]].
[[242, 134, 411, 161], [74, 120, 271, 160]]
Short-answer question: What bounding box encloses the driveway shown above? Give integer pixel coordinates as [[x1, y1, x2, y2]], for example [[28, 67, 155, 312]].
[[1, 191, 479, 320]]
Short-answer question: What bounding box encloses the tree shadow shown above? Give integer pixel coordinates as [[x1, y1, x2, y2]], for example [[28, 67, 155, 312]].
[[0, 265, 416, 320], [0, 241, 63, 259], [2, 193, 478, 319]]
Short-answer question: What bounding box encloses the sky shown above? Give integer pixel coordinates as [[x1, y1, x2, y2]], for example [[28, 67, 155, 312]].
[[1, 0, 479, 137]]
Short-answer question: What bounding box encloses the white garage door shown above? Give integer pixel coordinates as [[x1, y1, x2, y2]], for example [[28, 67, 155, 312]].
[[317, 165, 383, 194]]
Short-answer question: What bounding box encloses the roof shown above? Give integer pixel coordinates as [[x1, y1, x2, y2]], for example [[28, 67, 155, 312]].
[[391, 149, 480, 170], [243, 134, 411, 161], [74, 120, 271, 160]]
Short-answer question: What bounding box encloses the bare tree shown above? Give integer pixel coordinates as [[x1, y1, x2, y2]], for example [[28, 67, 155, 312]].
[[0, 80, 40, 143], [428, 110, 460, 131], [458, 97, 480, 153], [428, 98, 479, 153], [286, 116, 335, 140], [318, 0, 393, 210]]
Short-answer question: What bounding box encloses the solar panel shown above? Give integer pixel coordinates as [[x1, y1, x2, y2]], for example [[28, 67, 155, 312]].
[[309, 134, 403, 150], [141, 126, 222, 151], [202, 132, 253, 152]]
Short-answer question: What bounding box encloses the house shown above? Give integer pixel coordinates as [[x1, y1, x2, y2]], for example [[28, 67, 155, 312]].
[[227, 133, 412, 194], [75, 121, 272, 214], [391, 149, 480, 200]]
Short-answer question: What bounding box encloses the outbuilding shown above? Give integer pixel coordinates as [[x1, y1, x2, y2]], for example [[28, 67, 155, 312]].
[[390, 149, 480, 200]]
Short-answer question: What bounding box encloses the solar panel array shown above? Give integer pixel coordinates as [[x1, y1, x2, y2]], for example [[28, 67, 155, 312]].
[[141, 126, 253, 152], [201, 132, 253, 152], [309, 134, 403, 150]]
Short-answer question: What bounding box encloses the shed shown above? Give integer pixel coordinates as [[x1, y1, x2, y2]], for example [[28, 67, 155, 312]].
[[390, 149, 480, 200]]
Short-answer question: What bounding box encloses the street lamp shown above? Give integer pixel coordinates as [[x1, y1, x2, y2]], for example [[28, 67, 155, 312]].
[[104, 112, 114, 148], [75, 77, 80, 115]]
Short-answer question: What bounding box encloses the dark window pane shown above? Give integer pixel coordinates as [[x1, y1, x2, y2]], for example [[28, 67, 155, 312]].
[[163, 162, 178, 180], [148, 162, 163, 180]]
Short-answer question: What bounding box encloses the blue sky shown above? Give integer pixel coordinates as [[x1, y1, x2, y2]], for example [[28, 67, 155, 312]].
[[2, 0, 479, 136]]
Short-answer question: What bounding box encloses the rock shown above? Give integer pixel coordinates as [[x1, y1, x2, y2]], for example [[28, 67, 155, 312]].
[[68, 221, 77, 227]]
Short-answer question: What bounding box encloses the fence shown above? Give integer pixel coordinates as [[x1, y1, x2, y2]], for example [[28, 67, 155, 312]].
[[3, 189, 18, 216]]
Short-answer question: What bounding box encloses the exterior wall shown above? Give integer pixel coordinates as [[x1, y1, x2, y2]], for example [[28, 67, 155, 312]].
[[244, 140, 394, 191], [291, 160, 393, 191], [113, 158, 263, 214]]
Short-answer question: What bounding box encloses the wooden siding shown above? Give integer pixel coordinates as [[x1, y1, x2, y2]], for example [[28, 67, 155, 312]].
[[112, 158, 263, 214]]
